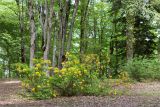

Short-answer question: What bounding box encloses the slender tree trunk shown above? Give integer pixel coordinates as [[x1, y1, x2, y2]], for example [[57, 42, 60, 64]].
[[28, 0, 36, 68], [80, 0, 90, 60], [57, 0, 71, 68], [16, 0, 26, 63], [52, 13, 59, 69], [126, 13, 135, 62], [39, 3, 45, 51], [67, 0, 79, 52], [61, 0, 71, 55], [58, 0, 63, 69], [43, 0, 54, 60], [52, 28, 57, 68], [93, 12, 97, 52]]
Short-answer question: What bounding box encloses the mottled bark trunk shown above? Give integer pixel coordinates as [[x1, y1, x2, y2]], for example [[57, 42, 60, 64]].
[[57, 0, 71, 69], [67, 0, 79, 52], [16, 0, 26, 63], [126, 14, 135, 62], [52, 14, 58, 69], [28, 0, 36, 68], [39, 3, 45, 51], [58, 0, 63, 69], [52, 31, 57, 68], [43, 0, 55, 76], [80, 0, 90, 60], [61, 0, 71, 55]]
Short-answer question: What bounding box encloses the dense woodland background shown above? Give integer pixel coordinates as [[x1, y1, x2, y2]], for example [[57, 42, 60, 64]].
[[1, 0, 160, 104], [1, 0, 160, 100], [0, 0, 160, 79]]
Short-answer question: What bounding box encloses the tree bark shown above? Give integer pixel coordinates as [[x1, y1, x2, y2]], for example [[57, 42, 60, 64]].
[[126, 13, 135, 62], [16, 0, 26, 63], [80, 0, 90, 61], [28, 0, 36, 68], [58, 0, 63, 69], [67, 0, 79, 52]]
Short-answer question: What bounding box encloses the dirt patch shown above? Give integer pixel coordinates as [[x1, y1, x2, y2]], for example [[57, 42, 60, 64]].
[[0, 80, 160, 107], [129, 82, 160, 96]]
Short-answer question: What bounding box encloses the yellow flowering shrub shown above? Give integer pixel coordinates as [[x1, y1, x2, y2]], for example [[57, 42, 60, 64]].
[[15, 59, 54, 99], [15, 54, 112, 98], [81, 53, 110, 76], [51, 54, 90, 96]]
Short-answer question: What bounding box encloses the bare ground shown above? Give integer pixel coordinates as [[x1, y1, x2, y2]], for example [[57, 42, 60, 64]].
[[0, 80, 160, 107]]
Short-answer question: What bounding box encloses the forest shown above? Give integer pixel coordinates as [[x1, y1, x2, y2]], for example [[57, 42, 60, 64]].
[[0, 0, 160, 106]]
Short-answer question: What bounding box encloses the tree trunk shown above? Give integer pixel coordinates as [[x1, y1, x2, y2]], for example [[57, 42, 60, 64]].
[[61, 0, 71, 55], [80, 0, 90, 60], [16, 0, 26, 63], [28, 0, 36, 68], [126, 13, 135, 62], [67, 0, 79, 52], [58, 0, 63, 69]]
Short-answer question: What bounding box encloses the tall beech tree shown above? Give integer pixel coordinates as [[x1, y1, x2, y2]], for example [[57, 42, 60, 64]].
[[28, 0, 36, 68]]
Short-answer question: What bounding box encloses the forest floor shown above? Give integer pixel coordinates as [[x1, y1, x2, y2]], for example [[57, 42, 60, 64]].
[[0, 79, 160, 107]]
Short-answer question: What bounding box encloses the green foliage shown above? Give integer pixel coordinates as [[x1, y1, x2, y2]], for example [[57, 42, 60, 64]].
[[16, 59, 54, 99], [0, 65, 4, 78], [15, 54, 112, 99], [121, 58, 160, 81]]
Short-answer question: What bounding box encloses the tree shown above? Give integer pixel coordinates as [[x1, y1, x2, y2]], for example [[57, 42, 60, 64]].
[[28, 0, 36, 68]]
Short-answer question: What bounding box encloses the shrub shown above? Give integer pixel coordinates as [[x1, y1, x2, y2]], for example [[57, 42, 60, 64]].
[[82, 53, 110, 76], [16, 59, 54, 99], [15, 54, 112, 99], [50, 53, 110, 96], [121, 58, 160, 81]]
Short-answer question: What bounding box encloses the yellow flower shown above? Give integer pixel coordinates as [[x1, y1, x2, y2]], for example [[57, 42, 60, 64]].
[[66, 52, 69, 57], [35, 71, 41, 77], [21, 82, 25, 87], [48, 67, 54, 70], [84, 70, 87, 73], [74, 60, 79, 64], [44, 60, 51, 64], [113, 90, 117, 95], [25, 83, 29, 88], [22, 69, 27, 72], [32, 88, 35, 92], [61, 68, 65, 73], [61, 71, 65, 75], [79, 81, 83, 84], [52, 93, 56, 97], [37, 85, 41, 88], [109, 75, 112, 78], [54, 68, 59, 73], [32, 58, 37, 62], [34, 67, 38, 71], [36, 64, 41, 68]]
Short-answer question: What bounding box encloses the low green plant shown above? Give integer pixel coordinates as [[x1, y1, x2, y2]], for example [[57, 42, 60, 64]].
[[121, 58, 160, 81]]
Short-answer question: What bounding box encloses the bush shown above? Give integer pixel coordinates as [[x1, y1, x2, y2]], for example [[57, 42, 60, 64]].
[[81, 53, 110, 76], [16, 59, 54, 99], [121, 58, 160, 81], [15, 54, 111, 99]]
